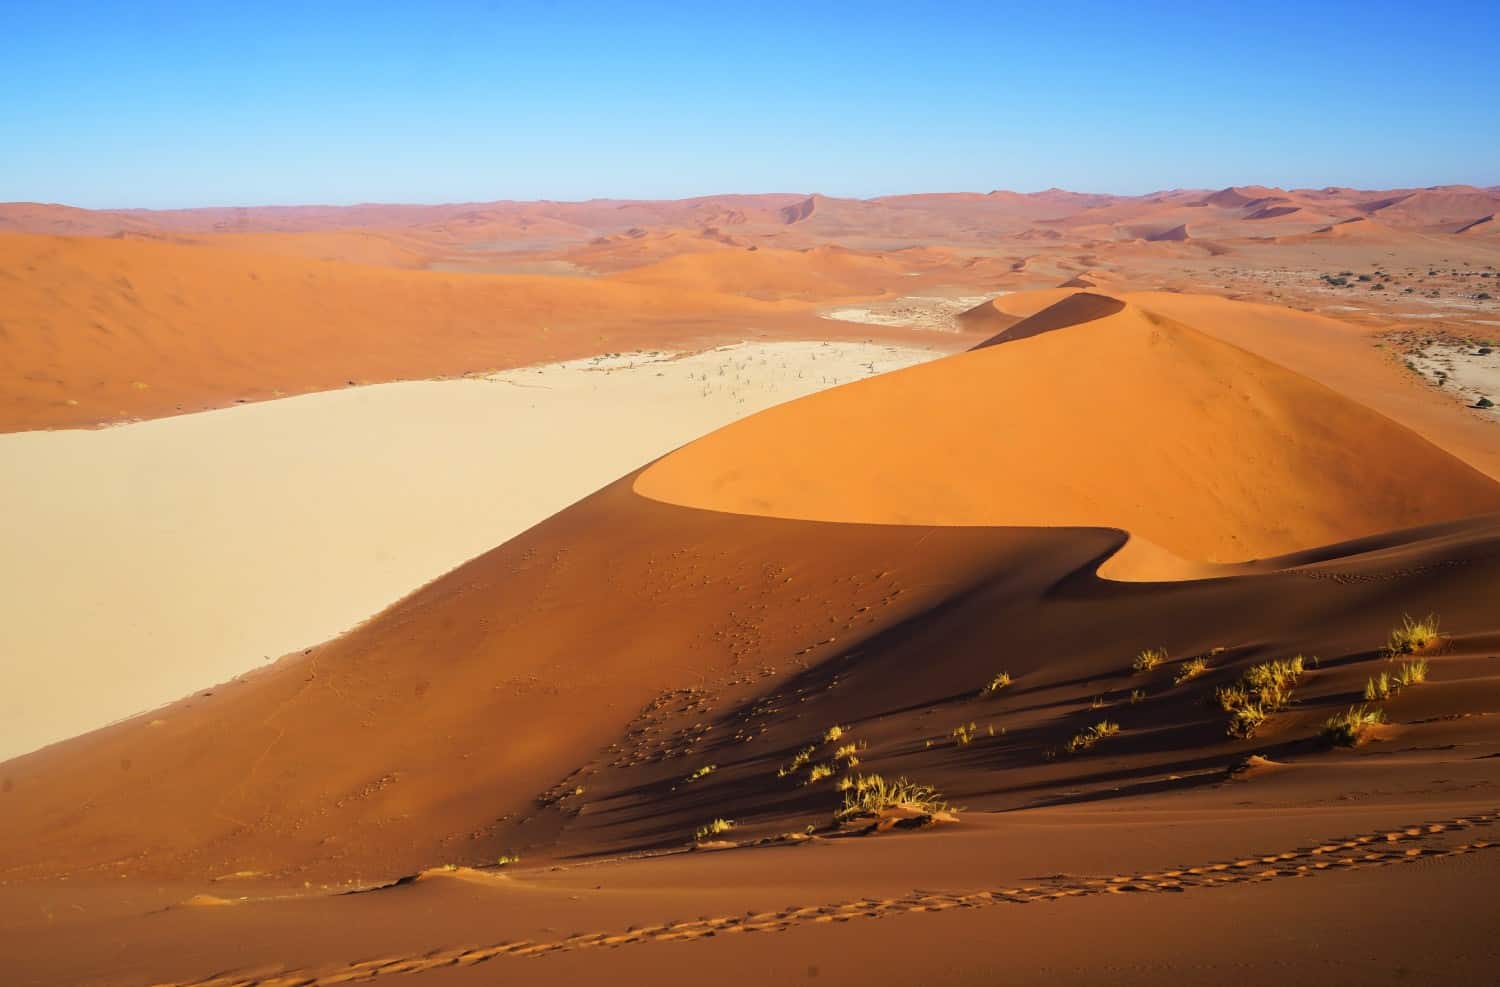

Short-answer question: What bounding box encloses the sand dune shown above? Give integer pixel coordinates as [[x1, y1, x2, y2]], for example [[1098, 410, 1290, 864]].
[[5, 191, 1500, 985], [0, 341, 935, 761], [0, 233, 824, 430], [637, 292, 1500, 574]]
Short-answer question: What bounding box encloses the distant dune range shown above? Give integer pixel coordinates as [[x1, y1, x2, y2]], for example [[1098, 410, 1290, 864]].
[[4, 183, 1500, 431]]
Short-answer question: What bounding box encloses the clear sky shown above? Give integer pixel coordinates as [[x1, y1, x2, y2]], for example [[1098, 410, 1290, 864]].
[[3, 0, 1496, 209]]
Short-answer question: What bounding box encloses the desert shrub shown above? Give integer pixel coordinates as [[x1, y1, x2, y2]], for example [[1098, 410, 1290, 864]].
[[1385, 614, 1440, 656], [1321, 706, 1386, 746], [1394, 659, 1428, 687], [496, 854, 520, 867], [694, 818, 735, 841], [1133, 648, 1168, 674], [1477, 397, 1495, 409], [835, 774, 948, 820], [1227, 705, 1267, 738], [952, 722, 977, 746], [1064, 720, 1120, 754], [1217, 656, 1305, 738], [1174, 656, 1210, 685], [979, 671, 1012, 697], [778, 745, 817, 778]]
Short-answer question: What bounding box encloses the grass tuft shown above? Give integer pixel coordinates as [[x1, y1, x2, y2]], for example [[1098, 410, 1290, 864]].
[[1133, 648, 1168, 674], [1364, 673, 1392, 701], [778, 745, 817, 778], [979, 672, 1012, 697], [694, 818, 735, 841], [1394, 659, 1428, 687], [1064, 720, 1120, 754], [1217, 656, 1306, 738], [1174, 656, 1210, 685], [1321, 705, 1386, 746], [1385, 614, 1440, 656], [952, 722, 977, 746], [686, 764, 716, 782], [835, 774, 948, 821], [823, 724, 847, 743], [805, 763, 834, 784]]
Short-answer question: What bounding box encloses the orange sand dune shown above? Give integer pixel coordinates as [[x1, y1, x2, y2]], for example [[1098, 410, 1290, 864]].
[[636, 292, 1500, 572], [608, 243, 920, 299], [5, 264, 1500, 984], [176, 230, 441, 268], [1356, 186, 1500, 230], [0, 233, 848, 431], [1121, 290, 1500, 481], [0, 201, 160, 236]]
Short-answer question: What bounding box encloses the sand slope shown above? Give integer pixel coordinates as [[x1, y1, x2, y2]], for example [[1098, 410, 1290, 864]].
[[0, 234, 821, 430], [0, 342, 935, 761], [636, 292, 1500, 572]]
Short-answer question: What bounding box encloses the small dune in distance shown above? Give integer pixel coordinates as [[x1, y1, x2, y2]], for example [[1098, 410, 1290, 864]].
[[3, 179, 1500, 987]]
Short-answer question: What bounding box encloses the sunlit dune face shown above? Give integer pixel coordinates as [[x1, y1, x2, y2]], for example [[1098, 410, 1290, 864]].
[[635, 293, 1500, 566]]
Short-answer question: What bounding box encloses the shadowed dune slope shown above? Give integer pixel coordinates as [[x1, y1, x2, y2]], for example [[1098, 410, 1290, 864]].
[[3, 468, 1499, 888], [635, 292, 1500, 572], [0, 478, 1102, 882]]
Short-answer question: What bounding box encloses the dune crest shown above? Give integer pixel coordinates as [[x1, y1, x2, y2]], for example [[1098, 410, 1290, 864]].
[[635, 292, 1500, 576]]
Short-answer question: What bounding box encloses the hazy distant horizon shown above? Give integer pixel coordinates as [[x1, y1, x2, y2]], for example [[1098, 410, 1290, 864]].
[[12, 179, 1500, 216]]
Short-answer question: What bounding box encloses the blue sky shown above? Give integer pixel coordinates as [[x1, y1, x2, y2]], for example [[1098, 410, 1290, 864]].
[[2, 1, 1496, 208]]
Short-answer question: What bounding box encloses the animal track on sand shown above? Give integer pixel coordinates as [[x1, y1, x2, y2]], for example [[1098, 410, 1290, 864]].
[[154, 809, 1500, 987]]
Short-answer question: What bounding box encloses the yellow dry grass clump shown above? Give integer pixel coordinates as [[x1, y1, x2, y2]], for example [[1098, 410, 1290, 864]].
[[1385, 614, 1440, 656], [694, 818, 735, 841], [835, 774, 948, 821], [1064, 720, 1120, 754], [1322, 706, 1387, 746], [1132, 648, 1168, 674], [1216, 656, 1306, 738]]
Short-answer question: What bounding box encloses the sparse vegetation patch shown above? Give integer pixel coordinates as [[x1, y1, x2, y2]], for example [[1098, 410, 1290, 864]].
[[1385, 614, 1440, 656], [835, 774, 948, 821], [1322, 706, 1386, 746], [806, 763, 834, 784], [694, 818, 735, 841], [979, 671, 1012, 697], [1394, 659, 1428, 687], [1133, 648, 1168, 674], [1174, 656, 1209, 685], [1064, 719, 1120, 754], [1216, 655, 1306, 738]]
